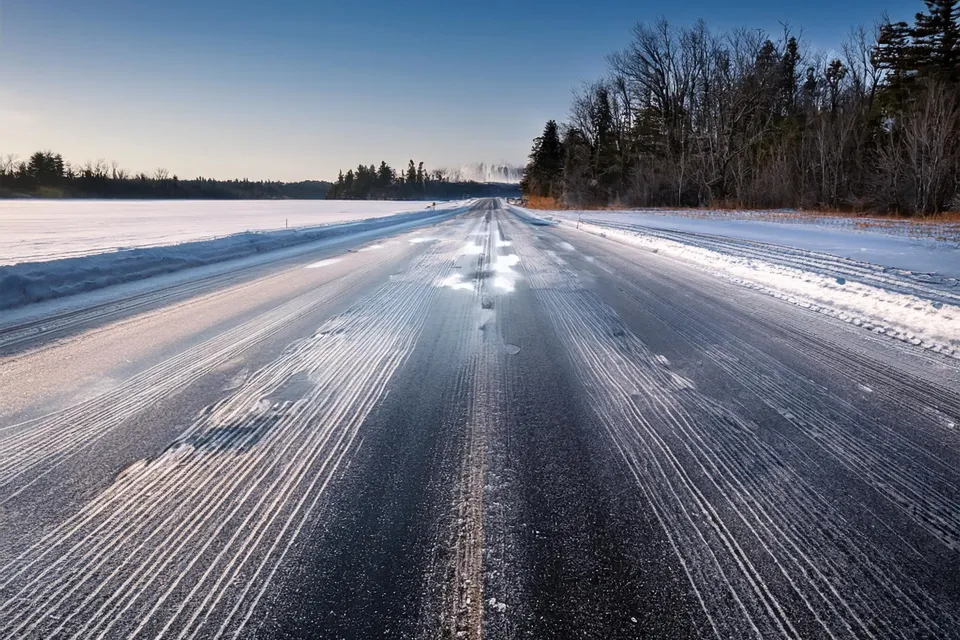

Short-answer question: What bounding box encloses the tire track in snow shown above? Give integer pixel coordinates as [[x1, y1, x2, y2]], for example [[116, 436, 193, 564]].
[[0, 244, 411, 504], [0, 221, 473, 639], [417, 205, 519, 640], [506, 214, 958, 639], [587, 249, 960, 553]]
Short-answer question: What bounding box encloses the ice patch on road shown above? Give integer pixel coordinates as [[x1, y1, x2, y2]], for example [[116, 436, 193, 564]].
[[492, 255, 521, 294]]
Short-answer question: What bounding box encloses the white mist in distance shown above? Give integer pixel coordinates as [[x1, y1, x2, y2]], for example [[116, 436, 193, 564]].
[[442, 163, 523, 184]]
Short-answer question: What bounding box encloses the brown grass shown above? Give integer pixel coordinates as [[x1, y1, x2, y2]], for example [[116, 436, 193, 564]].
[[524, 194, 563, 209]]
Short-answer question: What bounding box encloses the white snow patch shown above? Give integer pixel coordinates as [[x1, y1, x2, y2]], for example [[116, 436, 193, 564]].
[[459, 242, 484, 255], [305, 258, 342, 269], [487, 597, 508, 613], [439, 273, 475, 292]]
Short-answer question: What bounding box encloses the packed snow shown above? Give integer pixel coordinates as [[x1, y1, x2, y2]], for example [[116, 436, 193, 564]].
[[514, 206, 960, 357], [0, 200, 457, 266], [0, 200, 472, 310]]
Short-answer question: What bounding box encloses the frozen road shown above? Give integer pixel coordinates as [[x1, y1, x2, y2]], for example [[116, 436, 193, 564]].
[[0, 199, 958, 639]]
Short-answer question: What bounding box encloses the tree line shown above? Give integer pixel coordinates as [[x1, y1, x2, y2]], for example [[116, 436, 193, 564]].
[[326, 159, 519, 200], [522, 0, 960, 215], [0, 151, 331, 199]]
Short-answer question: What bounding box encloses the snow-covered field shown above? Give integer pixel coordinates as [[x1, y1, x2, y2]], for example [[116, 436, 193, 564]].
[[0, 200, 449, 265], [517, 206, 960, 357], [548, 210, 960, 277], [0, 200, 472, 310]]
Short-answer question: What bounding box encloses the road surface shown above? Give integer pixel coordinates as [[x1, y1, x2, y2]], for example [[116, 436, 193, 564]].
[[0, 199, 958, 639]]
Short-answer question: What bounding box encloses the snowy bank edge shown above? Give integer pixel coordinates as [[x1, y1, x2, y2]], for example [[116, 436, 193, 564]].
[[0, 202, 473, 311], [567, 217, 960, 359], [503, 203, 558, 226]]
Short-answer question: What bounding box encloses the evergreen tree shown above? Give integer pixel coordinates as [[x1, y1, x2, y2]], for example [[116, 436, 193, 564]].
[[406, 160, 417, 185], [521, 120, 564, 198], [912, 0, 960, 81], [591, 86, 619, 197], [377, 161, 394, 190]]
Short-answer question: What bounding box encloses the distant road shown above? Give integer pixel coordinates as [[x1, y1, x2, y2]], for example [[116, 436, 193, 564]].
[[0, 199, 958, 639]]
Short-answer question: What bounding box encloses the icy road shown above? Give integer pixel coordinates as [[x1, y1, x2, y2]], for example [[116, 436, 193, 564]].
[[0, 199, 958, 639]]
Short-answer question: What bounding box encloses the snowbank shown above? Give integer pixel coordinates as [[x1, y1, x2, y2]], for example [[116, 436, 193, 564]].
[[0, 200, 456, 266], [514, 205, 959, 357], [579, 220, 960, 357], [0, 202, 472, 310], [505, 203, 558, 226], [555, 210, 960, 277]]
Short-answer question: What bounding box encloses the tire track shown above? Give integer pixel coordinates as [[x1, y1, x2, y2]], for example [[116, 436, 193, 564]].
[[0, 243, 412, 504], [583, 247, 960, 553], [0, 217, 477, 639], [506, 213, 958, 639]]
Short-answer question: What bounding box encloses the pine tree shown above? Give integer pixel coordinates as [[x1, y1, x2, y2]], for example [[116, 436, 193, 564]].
[[912, 0, 960, 81], [406, 160, 417, 187], [591, 86, 619, 196], [521, 120, 564, 198], [377, 161, 393, 189]]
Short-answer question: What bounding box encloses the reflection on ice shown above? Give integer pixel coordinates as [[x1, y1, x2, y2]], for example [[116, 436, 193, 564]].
[[493, 254, 520, 293]]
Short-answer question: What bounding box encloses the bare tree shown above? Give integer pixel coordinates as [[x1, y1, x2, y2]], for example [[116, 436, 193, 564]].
[[0, 153, 19, 176], [900, 80, 960, 214]]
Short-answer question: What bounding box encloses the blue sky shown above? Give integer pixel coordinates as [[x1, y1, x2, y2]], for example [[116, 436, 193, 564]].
[[2, 0, 920, 181]]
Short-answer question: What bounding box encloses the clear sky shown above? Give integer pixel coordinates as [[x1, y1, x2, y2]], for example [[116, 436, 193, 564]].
[[1, 0, 920, 182]]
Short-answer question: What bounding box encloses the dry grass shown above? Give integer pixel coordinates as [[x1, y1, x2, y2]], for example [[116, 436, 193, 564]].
[[524, 194, 563, 209]]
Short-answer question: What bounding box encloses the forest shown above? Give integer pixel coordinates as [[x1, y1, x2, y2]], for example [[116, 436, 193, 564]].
[[0, 153, 519, 201], [521, 0, 960, 215], [0, 152, 331, 199]]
